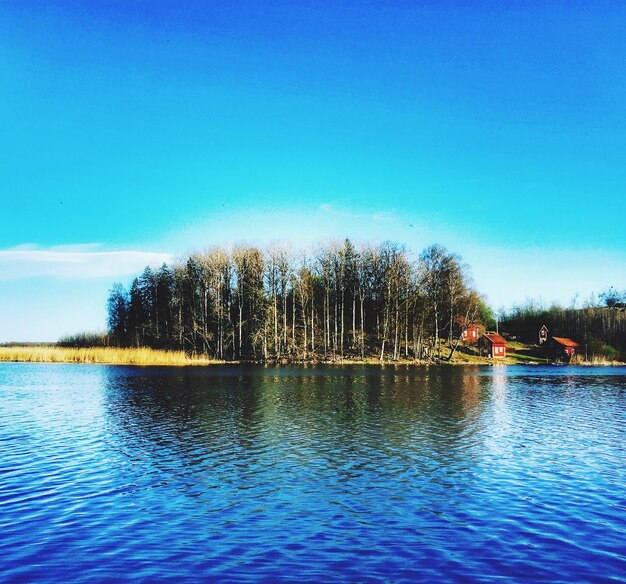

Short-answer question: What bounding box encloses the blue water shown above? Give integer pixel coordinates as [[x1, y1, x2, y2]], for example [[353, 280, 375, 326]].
[[1, 363, 625, 582]]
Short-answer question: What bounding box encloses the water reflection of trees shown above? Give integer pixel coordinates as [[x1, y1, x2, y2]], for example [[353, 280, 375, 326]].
[[102, 366, 494, 498]]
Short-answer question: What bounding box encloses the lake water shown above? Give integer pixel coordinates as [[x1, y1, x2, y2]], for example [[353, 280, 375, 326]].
[[1, 363, 625, 582]]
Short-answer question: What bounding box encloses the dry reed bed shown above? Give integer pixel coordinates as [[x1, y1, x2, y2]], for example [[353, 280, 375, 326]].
[[1, 346, 622, 367], [0, 346, 220, 366]]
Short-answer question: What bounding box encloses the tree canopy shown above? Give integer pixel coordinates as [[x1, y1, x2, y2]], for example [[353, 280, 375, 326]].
[[106, 239, 484, 361]]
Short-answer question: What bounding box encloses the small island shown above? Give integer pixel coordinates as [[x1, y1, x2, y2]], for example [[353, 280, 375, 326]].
[[2, 239, 624, 366]]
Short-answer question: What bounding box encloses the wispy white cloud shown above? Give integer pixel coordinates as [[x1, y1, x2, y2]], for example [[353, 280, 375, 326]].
[[319, 203, 396, 222], [160, 202, 418, 255], [47, 243, 104, 253], [371, 211, 396, 222], [0, 245, 174, 281], [318, 203, 335, 214]]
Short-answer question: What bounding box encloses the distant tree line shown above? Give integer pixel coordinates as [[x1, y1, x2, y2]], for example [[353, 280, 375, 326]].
[[500, 292, 626, 359], [58, 331, 111, 348], [106, 240, 490, 361]]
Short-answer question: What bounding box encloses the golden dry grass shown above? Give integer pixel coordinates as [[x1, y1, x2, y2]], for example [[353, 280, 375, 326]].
[[0, 346, 221, 366], [2, 345, 617, 367]]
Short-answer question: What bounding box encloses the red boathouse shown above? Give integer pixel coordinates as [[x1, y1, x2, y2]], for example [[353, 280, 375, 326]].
[[547, 337, 580, 361], [479, 333, 507, 358]]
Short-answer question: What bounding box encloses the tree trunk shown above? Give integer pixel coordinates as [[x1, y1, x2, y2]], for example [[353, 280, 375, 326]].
[[311, 299, 315, 355], [340, 288, 345, 358], [352, 296, 356, 349], [292, 289, 296, 352], [238, 303, 242, 358], [360, 296, 365, 359], [274, 290, 278, 357]]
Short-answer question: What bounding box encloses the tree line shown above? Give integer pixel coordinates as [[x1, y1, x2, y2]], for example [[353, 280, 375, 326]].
[[500, 292, 626, 359], [106, 240, 490, 361]]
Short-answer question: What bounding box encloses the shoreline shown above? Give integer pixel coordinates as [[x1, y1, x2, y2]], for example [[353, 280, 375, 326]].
[[0, 346, 623, 367]]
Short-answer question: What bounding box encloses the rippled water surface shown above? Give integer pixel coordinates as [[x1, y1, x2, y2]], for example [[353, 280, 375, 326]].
[[1, 364, 625, 582]]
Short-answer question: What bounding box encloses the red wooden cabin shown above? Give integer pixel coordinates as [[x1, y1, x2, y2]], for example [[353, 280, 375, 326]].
[[461, 323, 481, 343], [479, 333, 507, 358], [547, 337, 580, 361]]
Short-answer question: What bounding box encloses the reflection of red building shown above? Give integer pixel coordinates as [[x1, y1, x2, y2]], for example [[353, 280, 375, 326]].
[[461, 323, 481, 343], [479, 333, 507, 358], [461, 373, 481, 415], [547, 337, 579, 361]]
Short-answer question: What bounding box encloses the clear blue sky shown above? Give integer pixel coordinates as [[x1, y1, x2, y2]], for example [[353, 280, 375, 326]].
[[1, 1, 625, 341]]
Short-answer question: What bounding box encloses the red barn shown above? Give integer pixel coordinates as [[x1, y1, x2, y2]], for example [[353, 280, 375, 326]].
[[461, 323, 481, 343], [479, 333, 507, 358], [547, 337, 580, 361]]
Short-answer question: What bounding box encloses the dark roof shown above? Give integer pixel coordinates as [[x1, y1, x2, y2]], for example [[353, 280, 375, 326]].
[[482, 333, 507, 345], [551, 337, 580, 348]]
